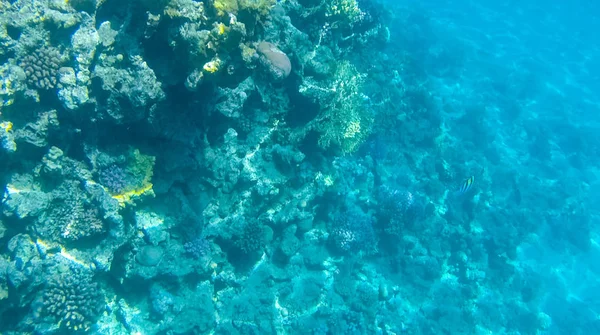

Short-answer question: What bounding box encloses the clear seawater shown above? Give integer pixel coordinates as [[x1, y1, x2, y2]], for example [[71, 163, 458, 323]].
[[383, 0, 600, 334]]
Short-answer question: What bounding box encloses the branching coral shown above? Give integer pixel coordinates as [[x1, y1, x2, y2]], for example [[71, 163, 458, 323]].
[[234, 218, 267, 254], [325, 0, 365, 25], [213, 0, 239, 16], [301, 61, 373, 154], [49, 190, 105, 242]]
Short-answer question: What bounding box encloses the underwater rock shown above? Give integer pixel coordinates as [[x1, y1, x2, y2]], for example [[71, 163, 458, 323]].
[[0, 64, 27, 108], [93, 55, 165, 123], [136, 211, 169, 245], [136, 245, 164, 267], [5, 234, 44, 310], [215, 77, 255, 118], [15, 109, 59, 147]]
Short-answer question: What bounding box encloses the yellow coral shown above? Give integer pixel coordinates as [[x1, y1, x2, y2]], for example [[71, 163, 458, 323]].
[[213, 0, 239, 16], [343, 121, 361, 138], [1, 121, 13, 133], [112, 183, 155, 208], [327, 0, 364, 24], [216, 22, 227, 35], [203, 58, 221, 73]]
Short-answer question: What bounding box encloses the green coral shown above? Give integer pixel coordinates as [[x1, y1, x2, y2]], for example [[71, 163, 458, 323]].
[[301, 61, 373, 154]]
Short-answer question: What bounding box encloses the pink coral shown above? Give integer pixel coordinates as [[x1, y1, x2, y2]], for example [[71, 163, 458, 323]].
[[257, 41, 291, 80]]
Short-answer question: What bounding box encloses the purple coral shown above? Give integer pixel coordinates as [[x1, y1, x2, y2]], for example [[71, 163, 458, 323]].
[[184, 237, 211, 259], [377, 185, 422, 236], [329, 208, 377, 254], [98, 165, 128, 194]]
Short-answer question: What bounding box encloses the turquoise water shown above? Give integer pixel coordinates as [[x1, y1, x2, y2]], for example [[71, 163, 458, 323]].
[[0, 0, 599, 334]]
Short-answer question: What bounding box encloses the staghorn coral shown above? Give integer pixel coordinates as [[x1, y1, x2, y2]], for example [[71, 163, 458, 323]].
[[43, 267, 104, 332], [19, 47, 65, 91], [300, 61, 373, 154]]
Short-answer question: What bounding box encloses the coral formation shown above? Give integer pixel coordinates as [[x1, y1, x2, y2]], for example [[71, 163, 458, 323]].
[[377, 185, 422, 236], [235, 218, 267, 254], [43, 267, 104, 332], [300, 61, 373, 153], [184, 237, 211, 259], [257, 41, 292, 80], [49, 192, 105, 242], [19, 47, 64, 90], [329, 207, 377, 254]]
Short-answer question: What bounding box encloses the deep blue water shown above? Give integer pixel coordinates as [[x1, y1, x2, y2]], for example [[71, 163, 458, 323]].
[[382, 1, 600, 334]]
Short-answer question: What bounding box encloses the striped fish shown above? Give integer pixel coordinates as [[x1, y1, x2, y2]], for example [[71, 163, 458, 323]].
[[456, 176, 475, 195]]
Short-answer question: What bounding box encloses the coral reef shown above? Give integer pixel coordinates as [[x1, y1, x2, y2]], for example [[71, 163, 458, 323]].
[[0, 0, 595, 334]]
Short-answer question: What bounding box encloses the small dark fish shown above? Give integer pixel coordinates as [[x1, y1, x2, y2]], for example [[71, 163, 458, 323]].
[[456, 176, 475, 195]]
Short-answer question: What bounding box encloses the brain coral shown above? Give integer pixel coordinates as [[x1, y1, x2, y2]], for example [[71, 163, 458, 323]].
[[43, 267, 104, 332], [19, 47, 64, 90], [257, 41, 291, 81]]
